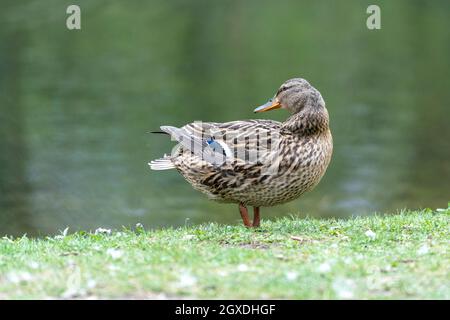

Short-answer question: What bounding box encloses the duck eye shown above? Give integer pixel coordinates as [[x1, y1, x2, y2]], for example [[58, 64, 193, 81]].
[[276, 86, 289, 95]]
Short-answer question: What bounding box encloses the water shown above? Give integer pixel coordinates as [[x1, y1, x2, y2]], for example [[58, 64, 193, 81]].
[[1, 0, 449, 236]]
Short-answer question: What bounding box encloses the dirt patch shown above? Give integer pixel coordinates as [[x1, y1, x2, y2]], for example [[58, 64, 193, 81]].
[[238, 242, 271, 250], [218, 239, 275, 249]]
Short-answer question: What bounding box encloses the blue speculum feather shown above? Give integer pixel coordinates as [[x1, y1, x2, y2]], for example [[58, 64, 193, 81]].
[[206, 138, 226, 155], [207, 139, 220, 151]]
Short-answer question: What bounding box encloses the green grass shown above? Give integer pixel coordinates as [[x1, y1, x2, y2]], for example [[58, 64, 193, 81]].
[[0, 206, 449, 299]]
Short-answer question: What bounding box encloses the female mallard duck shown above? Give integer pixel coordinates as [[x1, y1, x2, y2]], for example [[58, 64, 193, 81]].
[[150, 78, 333, 227]]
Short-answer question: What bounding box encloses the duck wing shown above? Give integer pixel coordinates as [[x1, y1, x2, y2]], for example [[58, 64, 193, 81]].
[[161, 119, 282, 165]]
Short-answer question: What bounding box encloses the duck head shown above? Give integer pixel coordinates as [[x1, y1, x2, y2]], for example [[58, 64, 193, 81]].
[[254, 78, 325, 114]]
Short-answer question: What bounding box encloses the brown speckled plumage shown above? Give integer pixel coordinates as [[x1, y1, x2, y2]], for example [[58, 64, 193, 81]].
[[150, 78, 333, 227]]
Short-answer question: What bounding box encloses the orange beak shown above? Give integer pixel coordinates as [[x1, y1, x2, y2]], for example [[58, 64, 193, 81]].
[[254, 99, 281, 113]]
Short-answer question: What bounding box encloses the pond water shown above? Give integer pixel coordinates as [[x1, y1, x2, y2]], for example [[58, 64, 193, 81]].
[[1, 1, 449, 236]]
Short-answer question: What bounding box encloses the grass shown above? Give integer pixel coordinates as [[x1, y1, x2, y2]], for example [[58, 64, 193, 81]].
[[0, 206, 449, 299]]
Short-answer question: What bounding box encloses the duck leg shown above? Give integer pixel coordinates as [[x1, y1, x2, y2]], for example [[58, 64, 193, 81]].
[[252, 207, 260, 227], [239, 203, 252, 227]]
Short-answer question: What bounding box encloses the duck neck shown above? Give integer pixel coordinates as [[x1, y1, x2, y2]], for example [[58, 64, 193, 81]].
[[282, 103, 329, 136]]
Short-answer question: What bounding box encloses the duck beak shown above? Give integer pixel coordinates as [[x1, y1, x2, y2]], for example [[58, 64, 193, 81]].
[[254, 99, 281, 113]]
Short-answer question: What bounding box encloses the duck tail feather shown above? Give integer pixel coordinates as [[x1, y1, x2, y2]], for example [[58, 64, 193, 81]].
[[148, 158, 175, 170]]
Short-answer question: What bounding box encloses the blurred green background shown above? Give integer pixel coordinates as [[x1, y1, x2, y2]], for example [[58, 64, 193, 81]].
[[0, 0, 449, 236]]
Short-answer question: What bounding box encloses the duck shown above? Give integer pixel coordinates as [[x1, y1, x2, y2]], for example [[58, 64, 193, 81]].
[[149, 78, 333, 227]]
